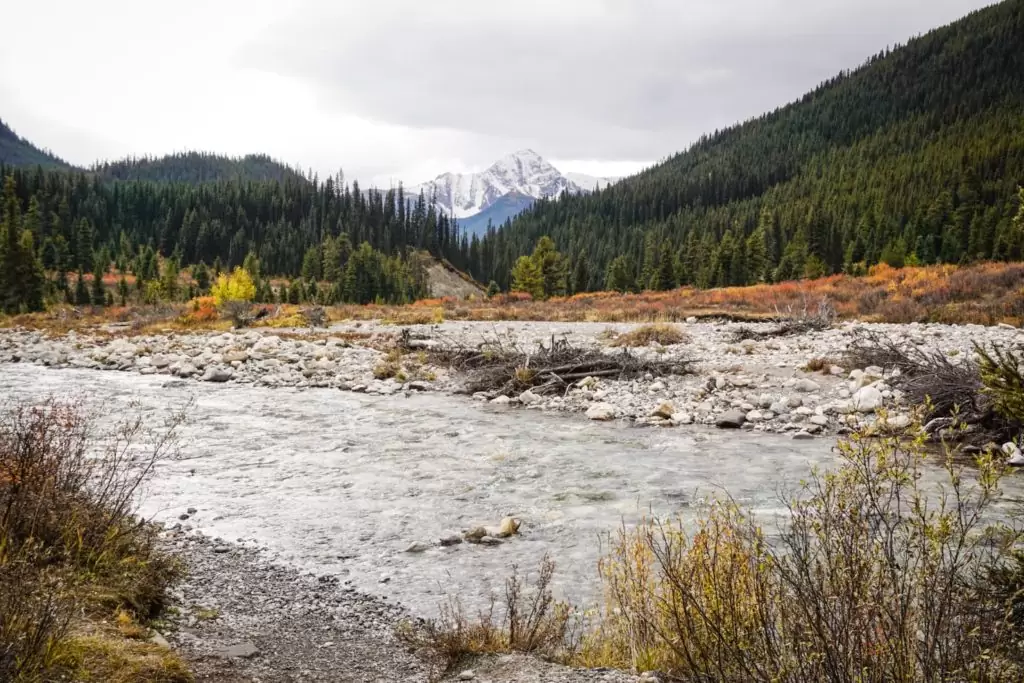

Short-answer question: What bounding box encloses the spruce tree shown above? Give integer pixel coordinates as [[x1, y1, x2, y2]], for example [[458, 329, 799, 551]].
[[74, 270, 90, 306], [91, 261, 106, 306]]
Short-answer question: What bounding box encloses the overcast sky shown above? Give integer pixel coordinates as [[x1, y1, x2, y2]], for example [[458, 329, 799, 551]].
[[1, 0, 996, 186]]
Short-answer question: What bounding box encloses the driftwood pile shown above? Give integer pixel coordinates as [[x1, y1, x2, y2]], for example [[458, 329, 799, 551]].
[[409, 333, 695, 397], [731, 299, 837, 342]]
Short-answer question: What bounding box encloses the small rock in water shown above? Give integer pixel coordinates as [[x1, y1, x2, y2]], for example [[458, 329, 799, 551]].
[[518, 389, 541, 406], [650, 402, 675, 420], [404, 542, 431, 553], [478, 536, 503, 546], [715, 410, 746, 429], [439, 535, 463, 547], [586, 403, 616, 421], [792, 431, 815, 440], [490, 395, 511, 405], [201, 366, 233, 383]]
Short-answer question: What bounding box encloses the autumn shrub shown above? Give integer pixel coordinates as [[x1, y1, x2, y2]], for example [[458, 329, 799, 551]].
[[0, 400, 186, 682], [397, 555, 580, 674], [580, 430, 1024, 681], [179, 296, 218, 326], [608, 323, 687, 347]]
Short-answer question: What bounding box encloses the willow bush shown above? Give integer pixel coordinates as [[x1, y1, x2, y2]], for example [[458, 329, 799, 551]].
[[584, 429, 1024, 681]]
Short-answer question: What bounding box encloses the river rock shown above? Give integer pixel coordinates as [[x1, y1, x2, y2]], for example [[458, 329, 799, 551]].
[[715, 410, 746, 429], [651, 402, 675, 419], [490, 395, 511, 405], [518, 389, 541, 406], [794, 378, 821, 393], [218, 642, 259, 659], [404, 541, 432, 553], [586, 402, 616, 421], [852, 386, 883, 413], [201, 366, 233, 383]]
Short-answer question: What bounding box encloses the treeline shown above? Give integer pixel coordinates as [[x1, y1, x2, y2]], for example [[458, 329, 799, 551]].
[[473, 0, 1024, 292], [0, 159, 480, 309], [92, 152, 306, 184]]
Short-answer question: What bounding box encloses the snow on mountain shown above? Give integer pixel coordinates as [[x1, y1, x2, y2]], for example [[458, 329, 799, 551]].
[[564, 171, 619, 191], [407, 150, 616, 220]]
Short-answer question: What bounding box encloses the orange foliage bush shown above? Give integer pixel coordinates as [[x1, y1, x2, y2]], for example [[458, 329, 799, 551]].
[[180, 296, 218, 325]]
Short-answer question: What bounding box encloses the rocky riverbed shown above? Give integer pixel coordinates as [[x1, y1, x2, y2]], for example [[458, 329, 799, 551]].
[[1, 318, 1021, 439], [2, 317, 1022, 681]]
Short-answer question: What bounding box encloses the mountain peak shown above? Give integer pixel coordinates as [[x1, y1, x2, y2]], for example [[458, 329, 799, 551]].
[[409, 150, 618, 222]]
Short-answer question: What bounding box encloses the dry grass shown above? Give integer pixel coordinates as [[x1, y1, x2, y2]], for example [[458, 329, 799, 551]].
[[397, 555, 580, 675], [607, 323, 687, 347]]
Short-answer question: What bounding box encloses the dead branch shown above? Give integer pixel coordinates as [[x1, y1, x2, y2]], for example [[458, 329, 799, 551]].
[[419, 334, 696, 396]]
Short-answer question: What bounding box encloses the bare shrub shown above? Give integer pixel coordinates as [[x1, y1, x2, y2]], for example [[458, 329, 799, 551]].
[[731, 297, 836, 341], [397, 555, 579, 673], [583, 431, 1024, 681], [845, 330, 1024, 442], [0, 399, 185, 681], [221, 299, 255, 327], [0, 549, 72, 682], [608, 324, 687, 348], [301, 306, 327, 328]]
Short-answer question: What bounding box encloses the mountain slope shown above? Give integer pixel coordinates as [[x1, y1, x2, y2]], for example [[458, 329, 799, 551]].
[[93, 152, 306, 184], [408, 149, 616, 220], [457, 192, 537, 237], [0, 119, 72, 169], [476, 0, 1024, 292]]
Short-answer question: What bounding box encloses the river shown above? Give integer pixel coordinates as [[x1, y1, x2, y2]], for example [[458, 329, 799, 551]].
[[2, 363, 1020, 616]]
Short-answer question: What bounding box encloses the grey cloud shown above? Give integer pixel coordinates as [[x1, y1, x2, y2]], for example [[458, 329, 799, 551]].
[[245, 0, 993, 162]]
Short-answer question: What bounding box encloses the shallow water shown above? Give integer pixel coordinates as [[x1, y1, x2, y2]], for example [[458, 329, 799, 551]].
[[2, 364, 1021, 616]]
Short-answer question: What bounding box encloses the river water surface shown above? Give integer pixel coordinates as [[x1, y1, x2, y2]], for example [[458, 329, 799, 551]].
[[3, 364, 1021, 616]]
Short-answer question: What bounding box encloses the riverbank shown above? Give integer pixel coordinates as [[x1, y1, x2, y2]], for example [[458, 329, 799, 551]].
[[1, 318, 1021, 439], [158, 528, 640, 683]]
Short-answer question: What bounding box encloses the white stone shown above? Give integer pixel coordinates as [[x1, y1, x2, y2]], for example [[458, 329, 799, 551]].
[[852, 386, 883, 413], [794, 378, 821, 393], [490, 395, 511, 405], [518, 390, 541, 405], [586, 403, 616, 421]]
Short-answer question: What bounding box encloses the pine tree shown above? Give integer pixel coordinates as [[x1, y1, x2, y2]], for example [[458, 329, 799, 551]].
[[651, 240, 676, 291], [605, 255, 635, 293], [193, 262, 211, 293], [74, 270, 91, 306], [91, 260, 106, 306], [510, 256, 543, 299], [572, 252, 590, 294], [530, 236, 567, 298], [118, 276, 130, 306]]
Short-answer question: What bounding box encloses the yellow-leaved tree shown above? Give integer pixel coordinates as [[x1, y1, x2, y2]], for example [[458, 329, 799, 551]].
[[210, 267, 256, 306]]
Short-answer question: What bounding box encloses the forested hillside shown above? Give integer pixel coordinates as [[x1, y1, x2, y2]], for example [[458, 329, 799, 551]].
[[0, 164, 469, 311], [476, 0, 1024, 292], [0, 119, 71, 170], [92, 152, 306, 184]]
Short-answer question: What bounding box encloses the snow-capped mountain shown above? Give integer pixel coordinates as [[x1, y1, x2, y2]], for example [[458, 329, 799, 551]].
[[407, 149, 616, 220]]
